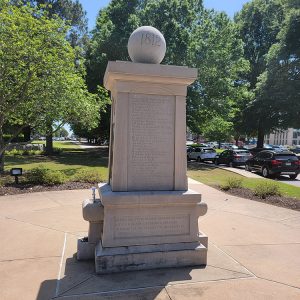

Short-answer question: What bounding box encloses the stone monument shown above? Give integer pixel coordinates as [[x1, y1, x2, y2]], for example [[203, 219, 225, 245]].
[[78, 26, 208, 274]]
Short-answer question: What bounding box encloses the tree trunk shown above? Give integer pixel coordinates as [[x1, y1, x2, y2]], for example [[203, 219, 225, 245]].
[[23, 126, 31, 142], [257, 120, 265, 148], [45, 123, 53, 155], [0, 127, 4, 173], [234, 135, 240, 146]]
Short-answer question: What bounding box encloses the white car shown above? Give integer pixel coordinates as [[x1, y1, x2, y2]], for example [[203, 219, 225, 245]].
[[187, 147, 217, 162]]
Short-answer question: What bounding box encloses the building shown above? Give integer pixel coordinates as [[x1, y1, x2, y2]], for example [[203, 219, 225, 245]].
[[265, 128, 300, 146]]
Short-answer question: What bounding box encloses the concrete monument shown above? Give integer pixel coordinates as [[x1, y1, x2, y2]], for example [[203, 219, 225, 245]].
[[78, 26, 208, 274]]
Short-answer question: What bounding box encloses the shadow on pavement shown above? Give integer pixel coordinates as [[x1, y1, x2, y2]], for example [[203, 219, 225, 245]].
[[37, 252, 196, 300]]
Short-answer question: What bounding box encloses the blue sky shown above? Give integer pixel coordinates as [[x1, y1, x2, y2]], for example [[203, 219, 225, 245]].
[[80, 0, 250, 30]]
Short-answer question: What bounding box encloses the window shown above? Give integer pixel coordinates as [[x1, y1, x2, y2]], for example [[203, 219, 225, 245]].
[[275, 154, 298, 161], [293, 132, 298, 139], [260, 152, 272, 159], [293, 140, 297, 145]]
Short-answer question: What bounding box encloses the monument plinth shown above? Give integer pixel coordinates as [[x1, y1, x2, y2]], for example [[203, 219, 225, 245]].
[[78, 26, 208, 274]]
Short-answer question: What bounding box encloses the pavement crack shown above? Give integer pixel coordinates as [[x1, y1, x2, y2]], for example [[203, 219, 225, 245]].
[[164, 286, 173, 300], [0, 256, 60, 263], [54, 281, 167, 299], [5, 216, 68, 234], [212, 209, 300, 226], [207, 264, 253, 276], [210, 242, 257, 278], [54, 275, 94, 298], [257, 276, 300, 290], [222, 242, 300, 247]]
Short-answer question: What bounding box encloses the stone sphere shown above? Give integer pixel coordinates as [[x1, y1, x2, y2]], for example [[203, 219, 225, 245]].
[[128, 26, 166, 64]]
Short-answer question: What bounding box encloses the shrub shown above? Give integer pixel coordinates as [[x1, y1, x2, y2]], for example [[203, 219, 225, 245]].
[[6, 149, 42, 156], [26, 166, 67, 185], [253, 182, 282, 199], [6, 149, 23, 156], [220, 177, 243, 191], [73, 169, 103, 183], [26, 150, 43, 156]]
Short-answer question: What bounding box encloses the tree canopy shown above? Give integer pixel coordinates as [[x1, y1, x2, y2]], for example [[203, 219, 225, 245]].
[[255, 1, 300, 130], [0, 1, 102, 170], [234, 0, 300, 147], [84, 0, 249, 141]]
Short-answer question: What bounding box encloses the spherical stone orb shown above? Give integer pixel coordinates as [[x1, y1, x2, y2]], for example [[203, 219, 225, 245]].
[[128, 26, 166, 64]]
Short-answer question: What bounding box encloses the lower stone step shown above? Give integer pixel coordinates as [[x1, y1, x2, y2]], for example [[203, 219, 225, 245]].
[[95, 240, 207, 274]]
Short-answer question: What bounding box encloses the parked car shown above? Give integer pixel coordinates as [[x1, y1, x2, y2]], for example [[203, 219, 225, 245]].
[[187, 147, 217, 162], [271, 145, 288, 152], [206, 142, 218, 148], [290, 147, 300, 154], [248, 147, 273, 155], [214, 149, 253, 167], [220, 143, 234, 149], [245, 150, 300, 179], [228, 145, 239, 150]]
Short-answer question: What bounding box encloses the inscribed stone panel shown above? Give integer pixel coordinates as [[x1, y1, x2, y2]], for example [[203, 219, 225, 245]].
[[113, 215, 190, 239], [127, 93, 175, 190]]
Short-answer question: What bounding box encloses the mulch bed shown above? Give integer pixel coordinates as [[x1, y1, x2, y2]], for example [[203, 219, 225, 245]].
[[220, 187, 300, 211], [0, 182, 94, 196], [1, 182, 299, 212]]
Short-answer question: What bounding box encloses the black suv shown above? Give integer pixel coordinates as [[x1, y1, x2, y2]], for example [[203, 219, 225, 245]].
[[245, 150, 300, 179]]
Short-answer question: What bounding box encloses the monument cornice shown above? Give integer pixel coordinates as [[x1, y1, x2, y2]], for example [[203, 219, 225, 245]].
[[104, 61, 198, 91]]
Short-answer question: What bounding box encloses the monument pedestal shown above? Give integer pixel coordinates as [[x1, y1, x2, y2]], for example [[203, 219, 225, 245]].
[[78, 57, 208, 273], [94, 184, 207, 274]]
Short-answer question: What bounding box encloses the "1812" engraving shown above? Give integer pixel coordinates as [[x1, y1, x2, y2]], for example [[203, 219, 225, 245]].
[[141, 32, 161, 47]]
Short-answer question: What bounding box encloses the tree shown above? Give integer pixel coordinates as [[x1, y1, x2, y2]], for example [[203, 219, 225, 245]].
[[202, 116, 233, 148], [54, 127, 69, 138], [0, 1, 101, 171], [87, 0, 248, 142], [187, 9, 250, 136], [9, 0, 89, 152], [70, 86, 111, 143], [10, 0, 88, 48], [254, 2, 300, 132], [235, 0, 286, 147]]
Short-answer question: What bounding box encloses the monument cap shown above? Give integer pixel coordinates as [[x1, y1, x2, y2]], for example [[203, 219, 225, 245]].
[[128, 26, 166, 64]]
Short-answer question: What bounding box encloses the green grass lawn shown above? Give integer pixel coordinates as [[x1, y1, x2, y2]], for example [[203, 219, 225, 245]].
[[32, 140, 81, 149], [215, 148, 224, 154], [187, 162, 300, 200], [4, 144, 109, 183], [3, 144, 299, 200]]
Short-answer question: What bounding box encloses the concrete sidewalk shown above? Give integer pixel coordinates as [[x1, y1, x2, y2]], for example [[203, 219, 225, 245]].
[[0, 181, 299, 299]]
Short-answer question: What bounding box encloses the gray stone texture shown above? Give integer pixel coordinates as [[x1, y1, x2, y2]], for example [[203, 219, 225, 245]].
[[78, 57, 208, 273], [128, 26, 166, 64]]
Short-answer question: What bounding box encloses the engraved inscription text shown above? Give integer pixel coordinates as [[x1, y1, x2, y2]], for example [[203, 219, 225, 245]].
[[128, 94, 175, 190], [114, 215, 190, 238]]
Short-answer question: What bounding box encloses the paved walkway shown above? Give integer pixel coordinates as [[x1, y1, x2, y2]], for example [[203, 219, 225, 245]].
[[0, 181, 300, 299]]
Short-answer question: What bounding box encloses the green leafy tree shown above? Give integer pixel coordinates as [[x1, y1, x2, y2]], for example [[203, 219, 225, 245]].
[[202, 116, 233, 148], [9, 0, 89, 152], [82, 0, 143, 141], [0, 1, 101, 171], [87, 0, 248, 143], [54, 127, 69, 138], [235, 0, 286, 147], [10, 0, 88, 47], [254, 2, 300, 132], [187, 10, 250, 136]]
